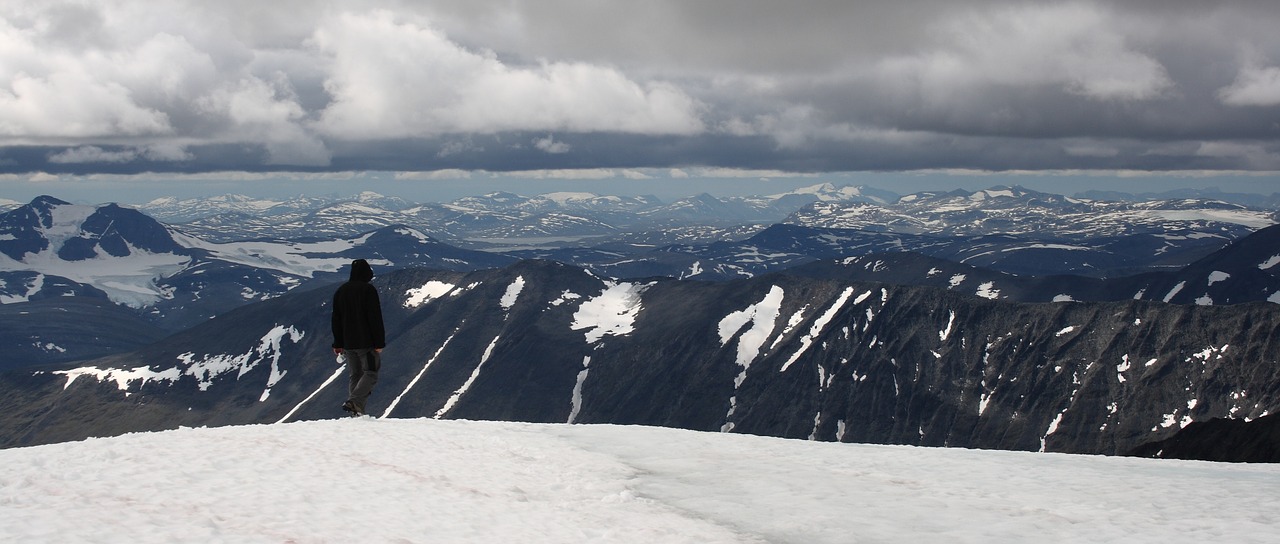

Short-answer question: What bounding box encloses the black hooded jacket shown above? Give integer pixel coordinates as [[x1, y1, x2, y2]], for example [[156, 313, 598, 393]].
[[331, 259, 386, 350]]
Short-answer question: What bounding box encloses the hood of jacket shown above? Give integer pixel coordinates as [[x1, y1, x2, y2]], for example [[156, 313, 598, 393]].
[[349, 259, 374, 282]]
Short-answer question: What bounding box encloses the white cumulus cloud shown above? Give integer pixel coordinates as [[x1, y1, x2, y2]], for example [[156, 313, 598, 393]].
[[1218, 65, 1280, 107], [878, 3, 1172, 103], [533, 135, 571, 154], [311, 10, 704, 139], [198, 77, 330, 166]]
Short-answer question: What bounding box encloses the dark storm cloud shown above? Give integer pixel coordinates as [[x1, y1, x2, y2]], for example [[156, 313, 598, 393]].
[[2, 0, 1279, 177]]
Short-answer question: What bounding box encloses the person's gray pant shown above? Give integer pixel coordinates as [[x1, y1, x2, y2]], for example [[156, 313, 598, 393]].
[[345, 349, 380, 414]]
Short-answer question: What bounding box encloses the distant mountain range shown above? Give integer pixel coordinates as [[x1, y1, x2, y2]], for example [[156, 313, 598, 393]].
[[0, 196, 512, 312], [134, 184, 1275, 246], [788, 223, 1280, 306], [132, 184, 895, 245], [141, 184, 1280, 280], [0, 196, 514, 368], [508, 186, 1274, 280], [3, 184, 1279, 462], [1, 185, 1278, 369], [1076, 187, 1280, 209]]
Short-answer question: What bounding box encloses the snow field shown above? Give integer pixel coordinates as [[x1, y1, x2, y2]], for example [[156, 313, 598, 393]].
[[0, 420, 747, 543], [2, 419, 1278, 543]]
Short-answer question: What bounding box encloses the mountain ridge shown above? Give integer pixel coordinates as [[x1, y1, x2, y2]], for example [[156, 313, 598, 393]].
[[4, 259, 1276, 459], [3, 191, 1279, 370]]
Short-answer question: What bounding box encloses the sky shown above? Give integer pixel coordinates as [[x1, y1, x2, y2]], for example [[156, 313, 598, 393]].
[[2, 0, 1280, 203], [3, 418, 1277, 543]]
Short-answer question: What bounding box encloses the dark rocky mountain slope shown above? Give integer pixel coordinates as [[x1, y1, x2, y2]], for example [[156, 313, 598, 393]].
[[2, 261, 1276, 459], [786, 222, 1280, 306], [0, 297, 168, 372], [1127, 413, 1280, 463]]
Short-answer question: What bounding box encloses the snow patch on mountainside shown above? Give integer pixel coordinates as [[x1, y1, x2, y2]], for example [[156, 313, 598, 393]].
[[571, 281, 650, 344], [404, 280, 460, 307], [384, 327, 461, 418], [1163, 281, 1187, 303], [1, 240, 189, 307], [771, 305, 810, 350], [567, 356, 592, 424], [436, 335, 502, 418], [53, 365, 181, 394], [976, 282, 1000, 300], [0, 273, 44, 303], [501, 276, 526, 310], [55, 325, 304, 397], [277, 364, 346, 424], [550, 290, 583, 307], [42, 202, 97, 248], [177, 325, 304, 394], [717, 286, 785, 354], [940, 310, 956, 341], [1041, 411, 1065, 452], [781, 287, 855, 372], [171, 231, 369, 278], [719, 286, 786, 431]]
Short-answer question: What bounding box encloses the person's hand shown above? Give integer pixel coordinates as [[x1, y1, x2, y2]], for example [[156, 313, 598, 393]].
[[333, 348, 344, 355], [375, 348, 383, 354]]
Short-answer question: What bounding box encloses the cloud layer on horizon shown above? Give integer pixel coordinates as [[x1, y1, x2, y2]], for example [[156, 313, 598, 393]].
[[2, 0, 1280, 177]]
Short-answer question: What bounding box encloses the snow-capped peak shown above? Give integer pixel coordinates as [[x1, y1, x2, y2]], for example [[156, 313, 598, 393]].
[[0, 198, 191, 307], [768, 183, 889, 204], [144, 196, 179, 207], [539, 192, 600, 205]]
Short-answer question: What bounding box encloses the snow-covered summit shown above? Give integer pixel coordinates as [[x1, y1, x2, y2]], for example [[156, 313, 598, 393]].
[[0, 196, 191, 306], [351, 191, 413, 211], [767, 182, 894, 204], [140, 194, 284, 222], [0, 196, 511, 330], [1, 419, 1275, 543]]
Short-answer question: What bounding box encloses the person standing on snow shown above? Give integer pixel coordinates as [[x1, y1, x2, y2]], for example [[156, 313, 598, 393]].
[[331, 259, 386, 416]]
